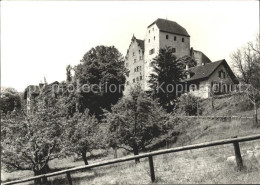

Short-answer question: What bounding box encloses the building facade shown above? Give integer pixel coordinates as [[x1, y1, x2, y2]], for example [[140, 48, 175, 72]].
[[124, 18, 201, 94], [124, 18, 238, 98]]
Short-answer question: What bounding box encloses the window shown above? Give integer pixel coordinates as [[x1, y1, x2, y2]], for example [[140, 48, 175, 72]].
[[134, 59, 136, 63], [154, 36, 155, 40], [133, 52, 135, 56], [174, 36, 176, 41], [149, 48, 155, 55], [126, 81, 129, 85], [133, 79, 135, 83], [173, 48, 176, 53], [134, 68, 136, 72], [149, 39, 150, 43], [136, 77, 139, 82], [149, 30, 150, 33], [126, 63, 128, 67], [182, 38, 184, 42], [139, 56, 142, 60], [152, 28, 154, 31], [140, 66, 142, 71], [166, 35, 169, 39], [140, 76, 143, 80], [139, 50, 140, 54]]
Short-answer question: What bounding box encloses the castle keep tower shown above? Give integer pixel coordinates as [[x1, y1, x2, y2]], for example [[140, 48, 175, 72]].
[[124, 18, 191, 94]]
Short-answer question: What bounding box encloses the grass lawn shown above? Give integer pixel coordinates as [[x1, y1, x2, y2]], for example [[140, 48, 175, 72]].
[[2, 117, 260, 184]]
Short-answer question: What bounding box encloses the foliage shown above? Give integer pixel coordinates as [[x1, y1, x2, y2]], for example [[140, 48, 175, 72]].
[[74, 45, 127, 118], [66, 65, 72, 83], [176, 93, 203, 116], [231, 34, 260, 90], [0, 87, 21, 114], [149, 47, 184, 113], [63, 109, 106, 165], [1, 99, 65, 177], [104, 85, 167, 162]]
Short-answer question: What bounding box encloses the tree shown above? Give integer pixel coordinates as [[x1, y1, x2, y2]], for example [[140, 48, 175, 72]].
[[177, 94, 203, 116], [63, 109, 106, 165], [74, 46, 127, 118], [66, 65, 72, 83], [104, 85, 166, 163], [0, 87, 21, 114], [1, 99, 65, 184], [149, 47, 184, 113], [230, 34, 260, 90]]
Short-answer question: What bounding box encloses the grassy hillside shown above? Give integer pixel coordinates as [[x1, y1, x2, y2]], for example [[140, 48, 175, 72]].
[[1, 94, 260, 184], [200, 93, 260, 117], [2, 117, 259, 184]]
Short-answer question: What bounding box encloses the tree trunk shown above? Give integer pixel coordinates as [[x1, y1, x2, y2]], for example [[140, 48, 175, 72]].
[[82, 150, 89, 165], [133, 143, 140, 163], [113, 146, 118, 159], [254, 102, 258, 126], [34, 170, 41, 185]]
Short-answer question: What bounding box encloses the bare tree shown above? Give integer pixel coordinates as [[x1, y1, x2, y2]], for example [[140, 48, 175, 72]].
[[230, 34, 260, 89]]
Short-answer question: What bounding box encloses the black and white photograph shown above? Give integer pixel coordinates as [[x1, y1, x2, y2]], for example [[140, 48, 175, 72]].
[[1, 0, 260, 184]]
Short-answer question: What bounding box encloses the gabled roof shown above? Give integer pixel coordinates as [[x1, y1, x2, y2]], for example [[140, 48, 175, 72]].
[[136, 39, 144, 51], [148, 18, 190, 37], [184, 59, 239, 84]]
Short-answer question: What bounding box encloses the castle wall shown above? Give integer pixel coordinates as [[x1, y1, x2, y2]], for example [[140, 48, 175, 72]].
[[159, 32, 190, 58], [124, 39, 145, 95], [144, 24, 160, 91]]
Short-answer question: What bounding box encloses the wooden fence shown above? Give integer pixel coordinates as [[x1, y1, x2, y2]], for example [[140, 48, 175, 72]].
[[2, 134, 260, 185], [176, 115, 254, 121]]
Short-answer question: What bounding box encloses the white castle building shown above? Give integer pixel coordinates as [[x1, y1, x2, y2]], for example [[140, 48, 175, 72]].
[[124, 18, 238, 98]]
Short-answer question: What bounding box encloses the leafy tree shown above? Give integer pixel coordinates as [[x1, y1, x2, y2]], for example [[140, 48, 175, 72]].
[[1, 100, 65, 183], [74, 45, 126, 118], [104, 85, 166, 163], [63, 109, 106, 165], [149, 47, 184, 112], [0, 87, 22, 114], [66, 65, 73, 83]]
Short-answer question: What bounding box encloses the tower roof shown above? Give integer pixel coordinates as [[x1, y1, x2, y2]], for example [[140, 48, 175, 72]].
[[148, 18, 190, 37]]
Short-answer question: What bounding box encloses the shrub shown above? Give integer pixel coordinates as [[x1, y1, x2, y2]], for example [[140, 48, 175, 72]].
[[176, 93, 203, 116]]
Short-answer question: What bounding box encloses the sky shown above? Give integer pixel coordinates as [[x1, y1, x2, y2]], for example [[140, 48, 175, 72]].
[[1, 1, 259, 92]]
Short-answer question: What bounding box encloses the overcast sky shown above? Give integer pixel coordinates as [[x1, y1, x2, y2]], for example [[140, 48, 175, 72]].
[[1, 1, 259, 92]]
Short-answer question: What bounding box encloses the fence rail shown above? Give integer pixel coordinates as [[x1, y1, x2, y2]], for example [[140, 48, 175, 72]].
[[2, 134, 260, 185], [176, 115, 254, 119]]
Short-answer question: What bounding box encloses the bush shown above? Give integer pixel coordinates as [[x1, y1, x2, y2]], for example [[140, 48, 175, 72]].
[[234, 94, 254, 112], [176, 94, 203, 116]]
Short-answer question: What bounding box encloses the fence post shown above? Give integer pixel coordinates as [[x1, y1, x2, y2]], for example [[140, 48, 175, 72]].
[[232, 140, 243, 171], [66, 172, 73, 185], [148, 156, 155, 182]]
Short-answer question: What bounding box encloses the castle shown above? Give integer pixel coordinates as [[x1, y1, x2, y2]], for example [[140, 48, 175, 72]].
[[124, 18, 238, 97]]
